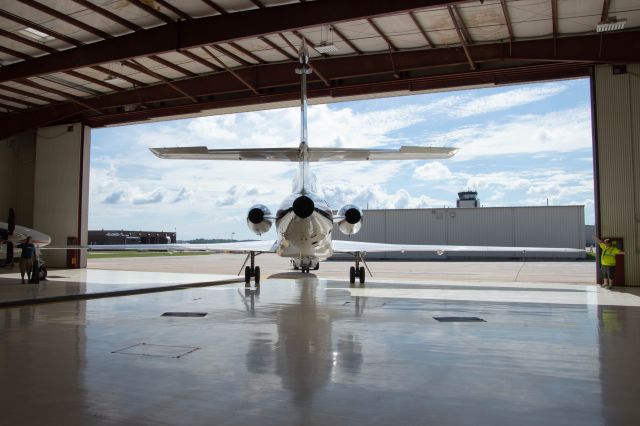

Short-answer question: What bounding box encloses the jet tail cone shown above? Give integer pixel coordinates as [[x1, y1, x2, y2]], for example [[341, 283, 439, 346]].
[[293, 196, 314, 219]]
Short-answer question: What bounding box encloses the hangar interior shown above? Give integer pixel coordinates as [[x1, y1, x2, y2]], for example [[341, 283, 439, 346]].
[[1, 2, 640, 424], [1, 0, 637, 282]]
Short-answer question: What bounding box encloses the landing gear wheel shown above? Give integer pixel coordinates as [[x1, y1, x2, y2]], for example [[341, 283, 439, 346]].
[[314, 263, 319, 270], [39, 264, 47, 281], [359, 266, 365, 284], [349, 266, 356, 283], [254, 266, 260, 284], [245, 266, 251, 284]]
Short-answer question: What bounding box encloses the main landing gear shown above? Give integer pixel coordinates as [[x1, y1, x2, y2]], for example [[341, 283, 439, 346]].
[[349, 252, 369, 284], [239, 251, 261, 285]]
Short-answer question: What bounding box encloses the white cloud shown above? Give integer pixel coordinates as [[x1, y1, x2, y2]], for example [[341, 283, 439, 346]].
[[447, 85, 566, 118], [320, 184, 448, 210], [216, 185, 263, 207], [435, 107, 592, 160], [413, 162, 453, 180]]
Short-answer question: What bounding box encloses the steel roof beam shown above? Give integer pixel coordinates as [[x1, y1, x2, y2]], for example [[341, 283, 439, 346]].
[[0, 93, 39, 108], [330, 24, 363, 54], [209, 45, 253, 67], [551, 0, 558, 37], [292, 30, 330, 58], [0, 102, 21, 112], [153, 0, 191, 21], [199, 0, 227, 15], [17, 78, 101, 113], [17, 0, 111, 39], [128, 0, 175, 24], [260, 36, 296, 60], [0, 84, 58, 103], [0, 26, 129, 91], [367, 18, 398, 51], [601, 0, 610, 23], [0, 9, 82, 47], [282, 32, 331, 87], [202, 47, 259, 95], [229, 42, 266, 64], [71, 0, 141, 32], [123, 60, 198, 102], [179, 50, 223, 72], [0, 0, 466, 83], [500, 0, 514, 41], [409, 12, 434, 48], [85, 62, 591, 128], [447, 5, 475, 70], [4, 30, 640, 138]]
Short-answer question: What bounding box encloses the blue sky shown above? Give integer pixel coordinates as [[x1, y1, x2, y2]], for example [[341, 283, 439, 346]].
[[89, 78, 594, 240]]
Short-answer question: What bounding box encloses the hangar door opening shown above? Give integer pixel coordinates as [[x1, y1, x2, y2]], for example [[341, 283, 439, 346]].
[[88, 77, 594, 282]]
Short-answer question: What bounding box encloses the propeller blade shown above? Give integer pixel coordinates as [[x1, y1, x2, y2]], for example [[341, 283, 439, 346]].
[[8, 208, 15, 235]]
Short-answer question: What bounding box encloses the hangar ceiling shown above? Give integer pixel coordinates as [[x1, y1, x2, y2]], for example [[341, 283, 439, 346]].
[[0, 0, 639, 139]]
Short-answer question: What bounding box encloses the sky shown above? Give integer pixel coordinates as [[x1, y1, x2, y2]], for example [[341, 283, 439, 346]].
[[89, 77, 594, 240]]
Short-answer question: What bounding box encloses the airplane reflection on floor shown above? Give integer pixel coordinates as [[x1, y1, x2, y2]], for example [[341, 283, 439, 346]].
[[243, 277, 366, 412]]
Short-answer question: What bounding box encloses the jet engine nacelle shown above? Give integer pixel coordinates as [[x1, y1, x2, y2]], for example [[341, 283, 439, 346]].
[[337, 204, 363, 235], [247, 204, 273, 235]]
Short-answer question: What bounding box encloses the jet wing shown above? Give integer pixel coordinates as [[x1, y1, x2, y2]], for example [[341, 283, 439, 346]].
[[332, 240, 584, 254], [308, 146, 457, 161], [88, 240, 278, 253], [150, 146, 457, 162], [150, 147, 301, 161]]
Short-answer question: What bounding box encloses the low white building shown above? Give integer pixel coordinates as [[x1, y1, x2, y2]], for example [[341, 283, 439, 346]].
[[332, 204, 585, 260]]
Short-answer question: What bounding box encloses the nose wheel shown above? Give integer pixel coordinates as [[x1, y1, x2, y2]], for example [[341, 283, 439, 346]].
[[240, 251, 262, 285], [349, 252, 368, 284]]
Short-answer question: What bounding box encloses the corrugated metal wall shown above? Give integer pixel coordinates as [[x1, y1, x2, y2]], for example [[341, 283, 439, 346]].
[[333, 206, 585, 260], [594, 64, 640, 285]]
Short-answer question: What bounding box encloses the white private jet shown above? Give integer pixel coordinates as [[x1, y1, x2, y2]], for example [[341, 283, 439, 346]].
[[89, 46, 584, 284]]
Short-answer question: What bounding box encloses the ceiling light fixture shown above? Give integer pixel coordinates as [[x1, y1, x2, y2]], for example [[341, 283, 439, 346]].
[[18, 27, 54, 41], [104, 75, 125, 84], [314, 43, 338, 53], [596, 17, 627, 32]]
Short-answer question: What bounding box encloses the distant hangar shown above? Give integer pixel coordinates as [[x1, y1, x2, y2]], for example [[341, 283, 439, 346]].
[[334, 193, 585, 260]]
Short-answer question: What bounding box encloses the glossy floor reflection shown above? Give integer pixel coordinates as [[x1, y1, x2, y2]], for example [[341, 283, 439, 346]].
[[0, 269, 242, 305], [1, 277, 639, 425]]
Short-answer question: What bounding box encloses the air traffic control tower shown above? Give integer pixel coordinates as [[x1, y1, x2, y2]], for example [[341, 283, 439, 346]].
[[457, 191, 480, 208]]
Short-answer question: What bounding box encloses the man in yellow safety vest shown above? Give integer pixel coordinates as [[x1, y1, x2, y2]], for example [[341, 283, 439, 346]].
[[593, 235, 625, 289]]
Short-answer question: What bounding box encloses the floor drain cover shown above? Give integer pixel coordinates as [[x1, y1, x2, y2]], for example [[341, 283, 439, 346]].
[[434, 317, 486, 322], [112, 343, 200, 358], [162, 312, 207, 317]]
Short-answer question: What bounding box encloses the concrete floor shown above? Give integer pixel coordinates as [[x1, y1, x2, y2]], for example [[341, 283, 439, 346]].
[[1, 256, 639, 425]]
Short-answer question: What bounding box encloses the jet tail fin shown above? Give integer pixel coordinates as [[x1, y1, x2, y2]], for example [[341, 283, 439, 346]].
[[150, 146, 457, 162]]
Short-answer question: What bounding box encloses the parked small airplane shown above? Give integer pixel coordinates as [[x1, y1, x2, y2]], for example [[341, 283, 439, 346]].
[[0, 208, 50, 280], [88, 45, 584, 284]]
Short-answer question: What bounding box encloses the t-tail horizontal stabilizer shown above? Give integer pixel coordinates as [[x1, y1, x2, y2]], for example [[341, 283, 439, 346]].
[[150, 146, 457, 161]]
